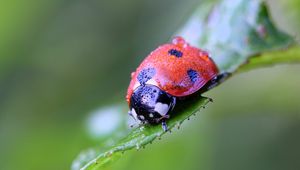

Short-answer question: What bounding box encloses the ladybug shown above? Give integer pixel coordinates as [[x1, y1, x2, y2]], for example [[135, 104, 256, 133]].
[[126, 36, 228, 131]]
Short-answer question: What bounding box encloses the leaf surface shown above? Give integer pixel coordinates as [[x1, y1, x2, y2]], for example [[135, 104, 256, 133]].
[[72, 0, 298, 169]]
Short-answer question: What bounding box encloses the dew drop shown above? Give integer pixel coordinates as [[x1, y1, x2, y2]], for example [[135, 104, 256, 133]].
[[172, 36, 188, 48], [136, 144, 140, 150], [139, 126, 145, 131]]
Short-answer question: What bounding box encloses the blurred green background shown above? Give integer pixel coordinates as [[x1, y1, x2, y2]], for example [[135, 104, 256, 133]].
[[0, 0, 299, 170]]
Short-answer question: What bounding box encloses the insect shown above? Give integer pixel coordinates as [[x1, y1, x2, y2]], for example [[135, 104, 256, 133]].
[[126, 36, 228, 131]]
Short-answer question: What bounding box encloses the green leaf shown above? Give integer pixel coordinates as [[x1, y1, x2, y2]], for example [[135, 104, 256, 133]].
[[239, 45, 300, 72], [177, 0, 293, 73], [73, 96, 210, 170], [72, 0, 299, 169]]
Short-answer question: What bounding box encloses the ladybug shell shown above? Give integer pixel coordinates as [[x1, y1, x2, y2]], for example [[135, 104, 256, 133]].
[[126, 37, 218, 104]]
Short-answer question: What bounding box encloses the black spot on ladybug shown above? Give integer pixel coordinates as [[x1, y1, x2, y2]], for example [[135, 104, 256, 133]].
[[137, 68, 156, 85], [187, 69, 198, 83], [168, 49, 183, 58]]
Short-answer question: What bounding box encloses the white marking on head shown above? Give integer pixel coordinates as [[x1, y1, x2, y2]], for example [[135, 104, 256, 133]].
[[154, 102, 169, 116], [133, 82, 141, 91], [139, 115, 145, 120], [145, 79, 158, 86], [131, 108, 139, 121], [149, 113, 154, 118], [133, 78, 157, 91]]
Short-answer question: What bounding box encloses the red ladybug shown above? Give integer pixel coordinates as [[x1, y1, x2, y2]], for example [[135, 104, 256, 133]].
[[127, 36, 227, 131]]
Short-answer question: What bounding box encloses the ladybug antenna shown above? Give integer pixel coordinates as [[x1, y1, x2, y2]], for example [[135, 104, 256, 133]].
[[161, 121, 168, 132]]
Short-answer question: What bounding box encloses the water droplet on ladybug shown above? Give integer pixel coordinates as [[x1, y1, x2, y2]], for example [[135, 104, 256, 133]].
[[172, 36, 188, 48], [131, 72, 135, 78], [199, 50, 210, 57]]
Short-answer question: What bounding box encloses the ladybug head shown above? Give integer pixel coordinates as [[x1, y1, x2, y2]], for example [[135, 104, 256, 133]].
[[129, 85, 176, 124]]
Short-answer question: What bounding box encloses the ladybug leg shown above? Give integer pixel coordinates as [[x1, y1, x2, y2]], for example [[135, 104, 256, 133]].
[[130, 120, 147, 128], [128, 110, 136, 121], [128, 110, 145, 128], [128, 111, 136, 128], [156, 115, 170, 123], [201, 72, 231, 92], [161, 121, 168, 132]]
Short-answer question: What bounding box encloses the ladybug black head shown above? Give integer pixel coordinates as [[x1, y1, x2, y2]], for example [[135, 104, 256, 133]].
[[129, 85, 176, 125]]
